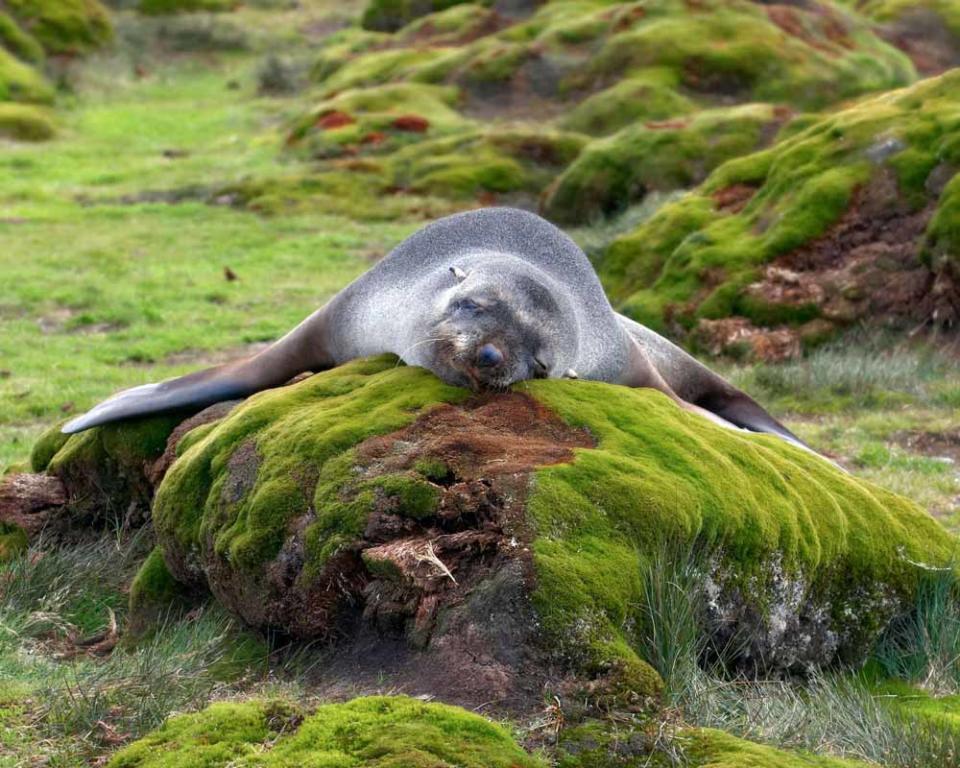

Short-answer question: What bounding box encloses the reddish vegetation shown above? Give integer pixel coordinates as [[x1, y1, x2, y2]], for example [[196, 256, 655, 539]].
[[360, 131, 388, 146], [612, 5, 646, 32], [765, 4, 852, 55], [712, 183, 757, 214], [315, 110, 356, 130], [392, 114, 431, 133]]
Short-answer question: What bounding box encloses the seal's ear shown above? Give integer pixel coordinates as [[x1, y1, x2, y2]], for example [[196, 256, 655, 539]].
[[450, 266, 468, 282]]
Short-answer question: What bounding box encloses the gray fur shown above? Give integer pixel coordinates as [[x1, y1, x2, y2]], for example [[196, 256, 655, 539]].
[[62, 208, 808, 454]]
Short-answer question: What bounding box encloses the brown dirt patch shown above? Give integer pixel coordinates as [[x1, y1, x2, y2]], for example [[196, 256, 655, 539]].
[[391, 114, 430, 133], [712, 183, 757, 214], [748, 171, 957, 330], [894, 429, 960, 466], [178, 392, 594, 709], [315, 111, 355, 130], [694, 317, 802, 362]]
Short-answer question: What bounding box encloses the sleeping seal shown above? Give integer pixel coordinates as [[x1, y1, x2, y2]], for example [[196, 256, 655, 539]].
[[63, 207, 808, 452]]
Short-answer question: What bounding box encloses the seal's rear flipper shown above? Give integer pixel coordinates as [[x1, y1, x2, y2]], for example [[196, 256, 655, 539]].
[[61, 363, 254, 434], [62, 306, 336, 434]]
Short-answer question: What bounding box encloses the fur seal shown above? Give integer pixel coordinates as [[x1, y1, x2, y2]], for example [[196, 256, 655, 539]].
[[63, 207, 808, 453]]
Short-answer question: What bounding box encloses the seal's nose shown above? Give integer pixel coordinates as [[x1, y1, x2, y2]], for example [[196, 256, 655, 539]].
[[476, 343, 503, 368]]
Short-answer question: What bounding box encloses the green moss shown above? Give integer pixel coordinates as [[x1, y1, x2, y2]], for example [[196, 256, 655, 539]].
[[545, 103, 781, 224], [128, 547, 189, 621], [389, 128, 586, 199], [559, 69, 696, 137], [684, 728, 870, 767], [524, 378, 956, 670], [108, 695, 543, 767], [602, 71, 960, 333], [138, 0, 237, 14], [45, 413, 183, 523], [29, 419, 70, 472], [0, 47, 54, 104], [926, 171, 960, 272], [0, 521, 28, 562], [4, 0, 112, 55], [361, 0, 486, 33], [395, 4, 496, 45], [153, 357, 468, 576], [0, 12, 44, 63]]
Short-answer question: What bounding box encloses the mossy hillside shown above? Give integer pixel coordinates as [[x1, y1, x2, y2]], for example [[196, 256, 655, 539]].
[[3, 0, 112, 55], [844, 0, 960, 38], [601, 70, 960, 334], [544, 103, 786, 225], [326, 0, 914, 116], [524, 377, 957, 668], [152, 357, 468, 581], [107, 695, 543, 767], [388, 127, 586, 200], [575, 0, 914, 108]]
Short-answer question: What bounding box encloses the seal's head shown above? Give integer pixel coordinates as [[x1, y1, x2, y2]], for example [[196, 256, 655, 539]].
[[424, 260, 577, 391]]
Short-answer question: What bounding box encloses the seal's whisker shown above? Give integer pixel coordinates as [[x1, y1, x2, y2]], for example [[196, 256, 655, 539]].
[[395, 337, 445, 366]]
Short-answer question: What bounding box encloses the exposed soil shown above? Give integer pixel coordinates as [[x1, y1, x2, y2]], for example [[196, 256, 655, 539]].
[[894, 429, 960, 467], [746, 170, 958, 333], [879, 10, 960, 74], [694, 317, 802, 362], [163, 391, 596, 710]]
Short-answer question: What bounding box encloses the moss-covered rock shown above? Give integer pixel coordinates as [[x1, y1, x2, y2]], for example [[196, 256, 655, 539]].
[[107, 696, 542, 767], [0, 101, 54, 140], [149, 355, 954, 682], [682, 728, 870, 767], [4, 0, 112, 55], [41, 413, 184, 532], [544, 103, 789, 224], [600, 70, 960, 341]]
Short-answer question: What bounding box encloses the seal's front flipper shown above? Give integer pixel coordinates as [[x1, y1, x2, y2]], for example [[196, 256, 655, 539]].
[[62, 306, 336, 434]]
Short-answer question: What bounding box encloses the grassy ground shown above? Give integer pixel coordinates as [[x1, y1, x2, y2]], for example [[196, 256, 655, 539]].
[[1, 2, 958, 766]]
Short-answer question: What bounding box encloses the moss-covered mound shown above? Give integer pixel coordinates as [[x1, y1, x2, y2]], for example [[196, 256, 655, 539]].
[[0, 0, 112, 140], [600, 71, 960, 353], [147, 355, 954, 682], [543, 103, 791, 224], [279, 0, 918, 212], [108, 696, 542, 767], [108, 696, 877, 767]]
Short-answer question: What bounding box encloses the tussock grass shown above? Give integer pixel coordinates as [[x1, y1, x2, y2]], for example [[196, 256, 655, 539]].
[[0, 535, 266, 763], [634, 544, 960, 767], [732, 332, 952, 412]]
